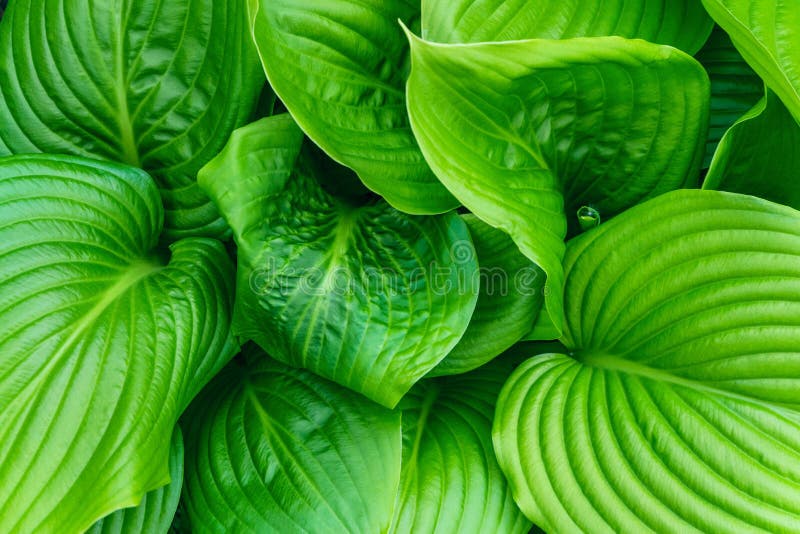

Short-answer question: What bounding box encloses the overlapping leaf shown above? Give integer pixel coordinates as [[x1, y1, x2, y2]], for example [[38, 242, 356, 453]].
[[391, 355, 532, 533], [431, 215, 545, 377], [181, 347, 402, 534], [702, 0, 800, 124], [704, 90, 800, 210], [405, 32, 709, 338], [247, 0, 457, 213], [423, 0, 713, 53], [199, 114, 478, 407], [87, 430, 184, 534], [0, 0, 264, 238], [695, 25, 763, 167], [0, 155, 237, 532], [494, 189, 800, 532]]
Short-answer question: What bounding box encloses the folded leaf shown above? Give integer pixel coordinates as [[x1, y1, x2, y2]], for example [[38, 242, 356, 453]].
[[494, 189, 800, 532], [695, 25, 763, 168], [199, 115, 478, 407], [701, 0, 800, 125], [247, 0, 458, 214], [391, 355, 532, 533], [704, 90, 800, 210], [0, 154, 237, 533], [0, 0, 264, 239], [182, 347, 402, 534], [423, 0, 713, 53], [405, 32, 709, 338], [87, 429, 184, 534], [430, 215, 545, 377]]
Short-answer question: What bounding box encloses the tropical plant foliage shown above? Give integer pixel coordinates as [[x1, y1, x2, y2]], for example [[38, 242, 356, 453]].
[[0, 0, 798, 532]]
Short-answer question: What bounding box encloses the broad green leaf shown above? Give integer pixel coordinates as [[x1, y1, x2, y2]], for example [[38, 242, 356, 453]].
[[181, 346, 402, 534], [391, 355, 532, 533], [701, 0, 800, 125], [494, 189, 800, 533], [695, 25, 763, 168], [0, 0, 264, 239], [87, 429, 184, 534], [247, 0, 458, 214], [430, 215, 545, 377], [704, 90, 800, 210], [423, 0, 713, 54], [405, 32, 709, 339], [0, 154, 237, 533], [199, 114, 478, 407]]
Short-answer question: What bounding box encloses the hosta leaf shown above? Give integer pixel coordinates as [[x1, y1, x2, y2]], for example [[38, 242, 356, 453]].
[[391, 355, 532, 533], [87, 429, 184, 534], [247, 0, 458, 214], [695, 25, 763, 168], [701, 0, 800, 124], [406, 33, 709, 338], [0, 154, 237, 533], [199, 115, 478, 407], [0, 0, 264, 239], [182, 347, 402, 534], [704, 90, 800, 210], [494, 189, 800, 533], [430, 215, 545, 377], [423, 0, 713, 53]]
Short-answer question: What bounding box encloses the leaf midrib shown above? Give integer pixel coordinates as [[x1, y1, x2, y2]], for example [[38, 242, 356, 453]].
[[576, 351, 800, 417], [114, 1, 141, 168]]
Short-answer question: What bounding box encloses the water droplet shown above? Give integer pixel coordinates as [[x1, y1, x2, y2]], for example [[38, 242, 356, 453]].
[[577, 206, 601, 231]]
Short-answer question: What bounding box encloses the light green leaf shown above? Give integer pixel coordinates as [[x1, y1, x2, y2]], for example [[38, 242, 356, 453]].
[[704, 90, 800, 210], [199, 114, 478, 407], [695, 25, 763, 168], [391, 355, 532, 533], [423, 0, 713, 53], [494, 189, 800, 532], [247, 0, 458, 214], [181, 346, 402, 534], [431, 215, 545, 377], [405, 32, 709, 338], [0, 154, 237, 533], [0, 0, 264, 239], [701, 0, 800, 125], [87, 429, 184, 534]]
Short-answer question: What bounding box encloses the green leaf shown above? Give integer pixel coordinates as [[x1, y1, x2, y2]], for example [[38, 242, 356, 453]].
[[430, 215, 545, 377], [494, 189, 800, 532], [701, 0, 800, 125], [0, 0, 264, 239], [181, 347, 402, 534], [391, 355, 532, 533], [405, 32, 710, 339], [695, 25, 763, 168], [704, 90, 800, 210], [423, 0, 713, 53], [247, 0, 458, 214], [0, 154, 237, 533], [199, 115, 478, 407], [87, 429, 184, 534]]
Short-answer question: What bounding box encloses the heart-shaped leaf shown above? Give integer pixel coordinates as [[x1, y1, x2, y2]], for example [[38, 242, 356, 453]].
[[0, 154, 237, 533], [247, 0, 458, 214], [0, 0, 264, 238], [181, 346, 402, 534], [701, 0, 800, 124], [704, 90, 800, 210], [494, 189, 800, 532], [87, 429, 184, 534], [405, 32, 709, 337], [423, 0, 713, 53], [199, 114, 478, 407]]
